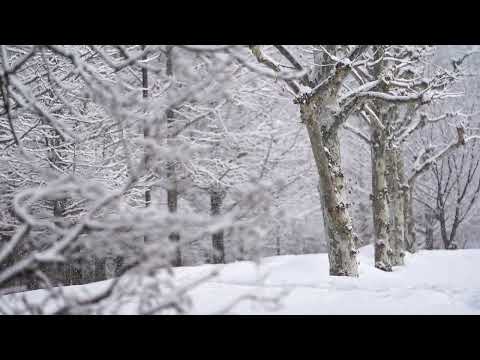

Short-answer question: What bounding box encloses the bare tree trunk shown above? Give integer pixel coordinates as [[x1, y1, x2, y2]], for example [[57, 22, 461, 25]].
[[249, 44, 363, 276], [210, 188, 226, 264], [166, 163, 180, 266], [142, 45, 151, 244], [114, 256, 124, 277], [166, 46, 181, 267], [424, 207, 435, 250], [401, 140, 417, 254], [387, 148, 405, 265], [447, 206, 461, 250], [404, 186, 417, 253], [370, 127, 393, 271], [302, 104, 358, 277], [368, 47, 398, 270], [437, 207, 453, 249]]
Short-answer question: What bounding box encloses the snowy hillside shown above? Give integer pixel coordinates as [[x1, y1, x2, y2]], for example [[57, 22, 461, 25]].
[[3, 245, 480, 315]]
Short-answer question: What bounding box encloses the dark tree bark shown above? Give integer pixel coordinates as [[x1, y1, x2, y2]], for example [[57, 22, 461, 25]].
[[114, 256, 124, 277], [430, 146, 480, 250], [166, 46, 181, 267], [210, 188, 226, 264], [424, 207, 435, 250]]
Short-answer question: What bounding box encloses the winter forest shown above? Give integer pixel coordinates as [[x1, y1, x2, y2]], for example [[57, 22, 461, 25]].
[[1, 45, 480, 315]]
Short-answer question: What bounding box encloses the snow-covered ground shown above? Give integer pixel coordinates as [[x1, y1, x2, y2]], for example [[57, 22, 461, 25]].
[[3, 245, 480, 314]]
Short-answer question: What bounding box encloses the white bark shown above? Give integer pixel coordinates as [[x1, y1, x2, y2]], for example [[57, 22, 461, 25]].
[[301, 100, 359, 277], [386, 148, 405, 265], [370, 124, 393, 271]]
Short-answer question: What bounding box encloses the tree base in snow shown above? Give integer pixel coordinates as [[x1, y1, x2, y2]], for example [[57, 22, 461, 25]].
[[329, 270, 359, 277], [375, 261, 392, 272]]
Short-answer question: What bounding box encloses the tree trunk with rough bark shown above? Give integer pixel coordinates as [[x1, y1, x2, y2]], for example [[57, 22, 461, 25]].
[[387, 148, 405, 265], [371, 127, 393, 271], [301, 102, 359, 277], [249, 44, 363, 277]]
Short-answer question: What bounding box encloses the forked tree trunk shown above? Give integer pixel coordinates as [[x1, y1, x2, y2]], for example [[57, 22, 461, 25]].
[[438, 207, 455, 249], [301, 103, 358, 277], [249, 44, 361, 276]]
